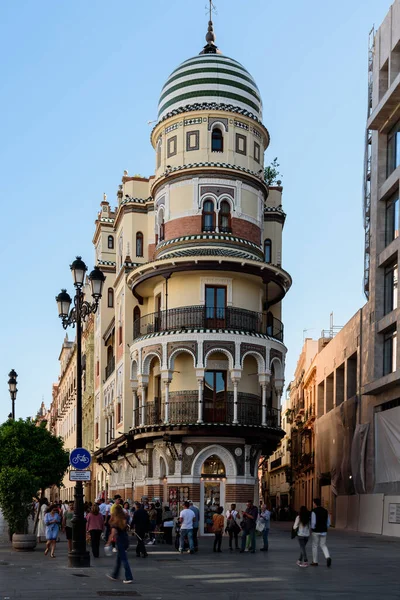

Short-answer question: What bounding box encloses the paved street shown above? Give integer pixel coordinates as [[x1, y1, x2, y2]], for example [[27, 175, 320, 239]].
[[0, 522, 400, 599]]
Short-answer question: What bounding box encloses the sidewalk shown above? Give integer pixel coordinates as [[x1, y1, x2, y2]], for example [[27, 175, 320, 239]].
[[1, 523, 400, 599]]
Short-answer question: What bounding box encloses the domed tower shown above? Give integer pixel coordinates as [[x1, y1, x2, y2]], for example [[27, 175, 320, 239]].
[[94, 18, 291, 525]]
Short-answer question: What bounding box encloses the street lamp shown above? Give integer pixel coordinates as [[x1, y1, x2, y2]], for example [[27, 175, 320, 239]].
[[8, 369, 17, 420], [56, 256, 105, 568]]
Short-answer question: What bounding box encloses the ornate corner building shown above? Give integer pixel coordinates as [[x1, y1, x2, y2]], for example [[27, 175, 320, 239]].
[[92, 20, 291, 530]]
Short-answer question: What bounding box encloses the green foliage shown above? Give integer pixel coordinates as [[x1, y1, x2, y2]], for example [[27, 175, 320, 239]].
[[0, 467, 40, 534], [0, 419, 69, 492], [264, 157, 282, 187]]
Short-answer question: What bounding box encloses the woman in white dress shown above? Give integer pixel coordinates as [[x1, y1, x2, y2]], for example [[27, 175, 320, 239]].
[[37, 498, 49, 542]]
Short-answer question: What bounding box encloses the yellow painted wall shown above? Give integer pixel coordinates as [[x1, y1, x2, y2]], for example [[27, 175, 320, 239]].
[[238, 356, 261, 395], [169, 354, 197, 392], [241, 188, 259, 220]]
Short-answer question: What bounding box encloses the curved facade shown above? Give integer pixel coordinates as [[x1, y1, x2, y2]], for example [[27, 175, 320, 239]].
[[92, 21, 291, 531]]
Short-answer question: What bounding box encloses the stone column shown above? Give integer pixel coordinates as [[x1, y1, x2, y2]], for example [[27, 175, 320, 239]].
[[130, 379, 138, 428], [196, 369, 205, 424], [164, 380, 170, 424], [138, 376, 149, 427], [259, 372, 271, 426], [141, 386, 147, 426], [261, 383, 267, 426], [230, 370, 242, 425], [232, 380, 239, 424]]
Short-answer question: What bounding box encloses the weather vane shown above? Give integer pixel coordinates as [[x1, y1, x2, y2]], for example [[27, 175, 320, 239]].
[[205, 1, 217, 21]]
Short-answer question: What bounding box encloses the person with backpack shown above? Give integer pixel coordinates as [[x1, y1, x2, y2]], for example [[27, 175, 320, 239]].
[[311, 498, 331, 567], [293, 506, 311, 567], [226, 503, 240, 550], [106, 504, 133, 584]]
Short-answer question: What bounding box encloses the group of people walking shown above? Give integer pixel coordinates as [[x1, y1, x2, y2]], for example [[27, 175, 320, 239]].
[[293, 498, 331, 568], [34, 494, 331, 585]]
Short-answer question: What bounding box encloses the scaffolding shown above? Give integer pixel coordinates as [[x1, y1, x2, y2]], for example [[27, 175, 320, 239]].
[[363, 26, 375, 299]]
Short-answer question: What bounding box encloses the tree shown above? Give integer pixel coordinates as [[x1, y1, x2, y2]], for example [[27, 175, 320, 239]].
[[0, 467, 40, 534], [264, 157, 282, 187], [0, 419, 69, 494]]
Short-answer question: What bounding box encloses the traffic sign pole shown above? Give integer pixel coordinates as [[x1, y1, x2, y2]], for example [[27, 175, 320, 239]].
[[69, 290, 90, 569]]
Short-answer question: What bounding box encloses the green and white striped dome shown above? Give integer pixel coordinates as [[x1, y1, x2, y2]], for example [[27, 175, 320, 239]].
[[158, 53, 262, 122]]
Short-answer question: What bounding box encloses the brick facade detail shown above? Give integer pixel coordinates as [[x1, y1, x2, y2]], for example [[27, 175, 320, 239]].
[[225, 484, 256, 503], [231, 218, 261, 246], [148, 243, 156, 262], [165, 216, 202, 240]]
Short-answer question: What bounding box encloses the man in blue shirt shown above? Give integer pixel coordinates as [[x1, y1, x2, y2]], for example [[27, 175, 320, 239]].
[[189, 501, 200, 552]]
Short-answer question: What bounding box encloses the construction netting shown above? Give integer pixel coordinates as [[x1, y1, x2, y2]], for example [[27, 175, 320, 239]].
[[375, 406, 400, 494], [315, 397, 357, 496]]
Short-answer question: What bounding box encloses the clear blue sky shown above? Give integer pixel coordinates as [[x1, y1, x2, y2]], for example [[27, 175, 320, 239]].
[[0, 0, 389, 422]]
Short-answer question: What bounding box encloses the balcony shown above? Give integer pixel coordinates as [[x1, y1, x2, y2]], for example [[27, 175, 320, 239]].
[[133, 305, 284, 342], [105, 356, 115, 381], [132, 393, 281, 428]]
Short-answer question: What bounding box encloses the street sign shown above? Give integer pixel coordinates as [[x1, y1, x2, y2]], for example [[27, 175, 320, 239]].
[[70, 447, 92, 470], [69, 470, 91, 482]]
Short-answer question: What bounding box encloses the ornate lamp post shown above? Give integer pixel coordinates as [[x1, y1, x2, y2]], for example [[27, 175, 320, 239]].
[[56, 257, 105, 568], [8, 369, 18, 420]]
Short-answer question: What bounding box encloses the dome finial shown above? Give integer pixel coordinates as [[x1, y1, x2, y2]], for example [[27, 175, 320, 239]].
[[200, 1, 219, 54]]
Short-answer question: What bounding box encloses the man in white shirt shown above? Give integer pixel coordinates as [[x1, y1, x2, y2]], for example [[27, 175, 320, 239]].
[[311, 498, 331, 567], [179, 501, 195, 554]]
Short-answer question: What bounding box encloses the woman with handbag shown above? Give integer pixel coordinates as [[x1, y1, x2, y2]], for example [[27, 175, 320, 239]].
[[293, 506, 311, 568], [226, 503, 240, 550], [106, 504, 133, 584]]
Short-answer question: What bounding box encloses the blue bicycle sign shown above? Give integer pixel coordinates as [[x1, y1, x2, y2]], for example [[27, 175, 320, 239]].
[[70, 447, 91, 470]]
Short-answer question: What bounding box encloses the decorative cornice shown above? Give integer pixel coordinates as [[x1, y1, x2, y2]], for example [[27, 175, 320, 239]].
[[157, 233, 262, 252]]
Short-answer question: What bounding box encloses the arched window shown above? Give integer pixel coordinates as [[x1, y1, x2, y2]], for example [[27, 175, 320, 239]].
[[264, 239, 272, 263], [211, 127, 223, 152], [107, 287, 114, 308], [136, 232, 143, 257], [202, 199, 215, 232], [107, 235, 114, 249], [133, 306, 141, 339], [201, 455, 226, 476], [159, 210, 165, 242], [219, 201, 231, 233]]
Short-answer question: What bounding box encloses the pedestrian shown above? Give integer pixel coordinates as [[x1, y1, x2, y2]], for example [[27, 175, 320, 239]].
[[179, 500, 195, 554], [239, 500, 258, 554], [293, 506, 311, 567], [62, 501, 74, 553], [226, 503, 240, 550], [311, 498, 331, 567], [260, 503, 271, 552], [86, 504, 104, 558], [131, 501, 150, 558], [212, 506, 224, 553], [44, 505, 61, 558], [148, 502, 157, 544], [189, 501, 200, 552], [162, 505, 174, 545], [37, 497, 49, 543], [106, 504, 133, 584]]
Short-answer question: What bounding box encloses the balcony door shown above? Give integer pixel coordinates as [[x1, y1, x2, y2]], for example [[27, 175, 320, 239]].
[[205, 286, 226, 328], [204, 371, 227, 422]]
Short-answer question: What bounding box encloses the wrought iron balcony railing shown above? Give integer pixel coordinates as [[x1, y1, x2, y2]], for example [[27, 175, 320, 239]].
[[132, 394, 281, 429], [133, 305, 284, 342]]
